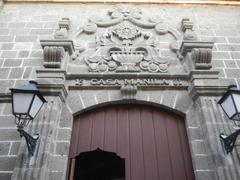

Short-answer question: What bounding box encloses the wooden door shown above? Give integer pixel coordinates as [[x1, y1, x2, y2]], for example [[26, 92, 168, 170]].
[[69, 104, 195, 180]]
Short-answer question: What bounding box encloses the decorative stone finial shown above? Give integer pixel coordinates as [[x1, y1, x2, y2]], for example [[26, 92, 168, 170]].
[[54, 18, 71, 39], [181, 18, 197, 40]]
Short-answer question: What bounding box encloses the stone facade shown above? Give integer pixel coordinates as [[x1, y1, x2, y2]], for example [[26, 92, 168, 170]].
[[0, 2, 240, 180]]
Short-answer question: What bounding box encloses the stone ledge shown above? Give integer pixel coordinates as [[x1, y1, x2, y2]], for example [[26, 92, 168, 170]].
[[4, 0, 240, 6]]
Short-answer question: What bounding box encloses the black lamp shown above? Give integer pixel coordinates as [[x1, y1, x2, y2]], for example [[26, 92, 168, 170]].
[[218, 85, 240, 154], [10, 81, 46, 156]]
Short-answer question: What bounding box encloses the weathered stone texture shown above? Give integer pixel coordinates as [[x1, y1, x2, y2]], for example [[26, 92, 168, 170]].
[[0, 3, 240, 180]]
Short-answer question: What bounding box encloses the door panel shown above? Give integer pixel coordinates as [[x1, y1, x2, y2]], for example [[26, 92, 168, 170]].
[[69, 104, 195, 180]]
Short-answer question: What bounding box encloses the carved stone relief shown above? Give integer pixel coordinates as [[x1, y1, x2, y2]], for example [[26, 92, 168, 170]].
[[71, 6, 182, 73], [39, 6, 214, 76]]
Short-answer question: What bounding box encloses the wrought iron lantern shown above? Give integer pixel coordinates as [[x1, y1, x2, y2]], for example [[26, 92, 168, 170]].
[[218, 85, 240, 154], [10, 81, 46, 155]]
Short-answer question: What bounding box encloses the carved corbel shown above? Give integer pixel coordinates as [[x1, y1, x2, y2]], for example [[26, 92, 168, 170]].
[[191, 48, 212, 69], [40, 40, 74, 69], [121, 85, 138, 99], [43, 46, 65, 68], [179, 41, 214, 70], [181, 18, 197, 41], [54, 18, 71, 39]]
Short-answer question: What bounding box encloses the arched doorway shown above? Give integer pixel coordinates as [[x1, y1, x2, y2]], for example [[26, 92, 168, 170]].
[[68, 104, 195, 180]]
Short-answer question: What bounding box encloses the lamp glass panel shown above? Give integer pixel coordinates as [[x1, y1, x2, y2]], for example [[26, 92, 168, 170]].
[[221, 94, 236, 119], [13, 93, 34, 114], [232, 93, 240, 113], [29, 95, 44, 118]]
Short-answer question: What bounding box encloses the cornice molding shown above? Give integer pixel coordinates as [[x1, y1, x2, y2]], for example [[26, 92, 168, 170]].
[[3, 0, 240, 6]]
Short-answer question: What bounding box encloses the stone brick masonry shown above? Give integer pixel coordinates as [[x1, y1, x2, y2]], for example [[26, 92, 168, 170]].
[[0, 2, 240, 180]]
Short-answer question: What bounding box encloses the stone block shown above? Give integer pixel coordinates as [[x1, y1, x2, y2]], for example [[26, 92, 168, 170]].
[[1, 51, 17, 58], [30, 29, 54, 35], [231, 52, 240, 60], [10, 141, 21, 155], [228, 37, 240, 43], [193, 155, 213, 170], [1, 43, 14, 50], [0, 115, 15, 127], [0, 59, 3, 67], [0, 157, 17, 171], [10, 29, 30, 35], [217, 44, 240, 52], [3, 59, 22, 67], [188, 127, 204, 141], [44, 22, 57, 29], [59, 105, 72, 128], [191, 140, 207, 155], [66, 92, 85, 115], [26, 22, 44, 28], [15, 36, 37, 42], [212, 60, 224, 68], [49, 156, 68, 171], [41, 15, 59, 22], [95, 91, 110, 104], [0, 68, 10, 78], [212, 52, 231, 60], [49, 172, 64, 180], [0, 36, 14, 42], [0, 173, 12, 180], [0, 81, 14, 93], [23, 59, 42, 67], [0, 129, 20, 141], [57, 128, 71, 141], [9, 23, 26, 29], [161, 90, 178, 110], [0, 28, 9, 35], [212, 68, 225, 78], [23, 67, 33, 79], [200, 36, 227, 43], [56, 142, 70, 155], [14, 43, 32, 50], [18, 50, 29, 58], [0, 142, 10, 155], [29, 50, 43, 58], [215, 30, 238, 36], [9, 68, 24, 79], [224, 60, 237, 68], [225, 69, 240, 78], [0, 23, 8, 28], [174, 91, 192, 114], [195, 170, 217, 180]]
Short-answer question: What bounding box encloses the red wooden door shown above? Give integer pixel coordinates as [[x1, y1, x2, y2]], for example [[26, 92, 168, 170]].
[[69, 104, 195, 180]]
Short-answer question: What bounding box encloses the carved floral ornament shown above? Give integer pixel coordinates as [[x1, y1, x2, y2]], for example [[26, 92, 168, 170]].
[[72, 6, 182, 73], [40, 6, 214, 73]]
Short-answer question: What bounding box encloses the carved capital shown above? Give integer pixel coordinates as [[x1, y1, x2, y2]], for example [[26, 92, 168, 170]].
[[191, 48, 212, 69], [121, 85, 138, 99]]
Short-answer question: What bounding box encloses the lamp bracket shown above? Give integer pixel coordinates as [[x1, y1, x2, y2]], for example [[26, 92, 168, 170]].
[[220, 129, 240, 154], [17, 127, 39, 156]]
